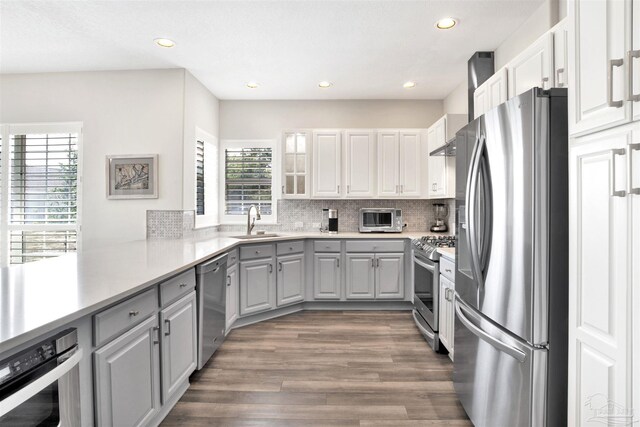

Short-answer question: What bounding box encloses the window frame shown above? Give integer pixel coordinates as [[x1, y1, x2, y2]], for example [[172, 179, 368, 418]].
[[219, 139, 278, 225], [193, 127, 219, 229], [0, 122, 83, 267]]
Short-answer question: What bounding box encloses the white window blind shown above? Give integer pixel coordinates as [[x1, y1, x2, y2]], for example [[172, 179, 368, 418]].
[[224, 147, 272, 215], [196, 139, 205, 215], [8, 130, 79, 264]]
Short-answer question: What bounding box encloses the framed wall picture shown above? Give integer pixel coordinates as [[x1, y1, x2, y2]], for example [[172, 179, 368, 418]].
[[106, 154, 158, 199]]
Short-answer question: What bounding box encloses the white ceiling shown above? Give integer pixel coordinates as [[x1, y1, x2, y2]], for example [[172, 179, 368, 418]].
[[0, 0, 544, 100]]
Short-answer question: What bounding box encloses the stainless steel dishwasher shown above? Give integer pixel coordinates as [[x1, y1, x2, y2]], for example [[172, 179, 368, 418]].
[[195, 253, 228, 370]]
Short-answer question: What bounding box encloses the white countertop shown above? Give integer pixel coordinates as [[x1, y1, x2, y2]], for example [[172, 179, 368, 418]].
[[0, 230, 426, 353], [437, 247, 456, 260]]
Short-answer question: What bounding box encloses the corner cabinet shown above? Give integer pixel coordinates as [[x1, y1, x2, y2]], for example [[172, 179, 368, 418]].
[[282, 131, 311, 198], [312, 130, 342, 197]]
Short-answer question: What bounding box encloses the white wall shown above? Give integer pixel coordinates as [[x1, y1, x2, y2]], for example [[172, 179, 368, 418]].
[[443, 81, 468, 116], [0, 69, 209, 249], [219, 100, 443, 140]]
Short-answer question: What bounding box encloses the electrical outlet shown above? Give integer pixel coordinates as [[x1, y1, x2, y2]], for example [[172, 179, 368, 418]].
[[294, 222, 304, 229]]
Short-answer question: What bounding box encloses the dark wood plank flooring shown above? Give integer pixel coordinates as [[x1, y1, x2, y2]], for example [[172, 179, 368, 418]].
[[161, 311, 471, 427]]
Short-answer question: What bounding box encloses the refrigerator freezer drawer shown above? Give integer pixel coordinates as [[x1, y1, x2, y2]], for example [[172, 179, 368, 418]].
[[453, 297, 548, 427]]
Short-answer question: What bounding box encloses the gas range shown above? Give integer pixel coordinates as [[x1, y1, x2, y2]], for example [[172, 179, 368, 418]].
[[411, 235, 456, 261]]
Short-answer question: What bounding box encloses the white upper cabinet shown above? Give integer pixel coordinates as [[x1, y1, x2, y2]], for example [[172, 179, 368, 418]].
[[569, 0, 630, 135], [508, 32, 554, 98], [344, 130, 376, 197], [398, 131, 423, 197], [552, 19, 569, 88], [312, 130, 342, 198], [474, 68, 508, 119], [632, 0, 640, 121], [377, 131, 400, 197], [282, 131, 311, 198], [426, 115, 465, 198], [473, 83, 488, 119]]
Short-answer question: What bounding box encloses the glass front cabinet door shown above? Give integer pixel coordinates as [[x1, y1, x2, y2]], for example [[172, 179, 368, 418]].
[[282, 131, 311, 198]]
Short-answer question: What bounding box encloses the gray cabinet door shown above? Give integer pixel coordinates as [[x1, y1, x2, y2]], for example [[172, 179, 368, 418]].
[[277, 253, 305, 306], [94, 315, 160, 427], [160, 291, 197, 403], [226, 264, 239, 330], [240, 257, 274, 315], [313, 253, 341, 299], [345, 253, 375, 299], [375, 253, 405, 299]]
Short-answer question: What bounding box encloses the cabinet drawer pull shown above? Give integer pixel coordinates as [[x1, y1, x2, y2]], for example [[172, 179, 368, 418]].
[[555, 67, 565, 88], [371, 258, 375, 268], [608, 58, 624, 108], [631, 143, 640, 195], [129, 310, 139, 317], [278, 262, 283, 272], [164, 319, 171, 336], [289, 246, 293, 251], [179, 283, 187, 288], [628, 50, 640, 101], [610, 148, 627, 197], [153, 327, 160, 344], [227, 275, 231, 286], [269, 264, 273, 273], [336, 258, 340, 268], [255, 250, 260, 254], [445, 268, 452, 273], [541, 76, 549, 89]]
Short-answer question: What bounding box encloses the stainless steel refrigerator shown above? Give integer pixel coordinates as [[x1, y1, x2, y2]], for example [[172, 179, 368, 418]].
[[454, 88, 568, 427]]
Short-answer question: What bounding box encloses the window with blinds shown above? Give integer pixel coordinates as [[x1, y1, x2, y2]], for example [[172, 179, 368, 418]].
[[8, 131, 79, 264], [224, 147, 272, 215], [196, 139, 205, 215]]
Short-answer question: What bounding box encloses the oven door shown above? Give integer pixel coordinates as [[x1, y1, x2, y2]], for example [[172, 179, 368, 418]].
[[0, 347, 82, 426], [413, 251, 440, 350]]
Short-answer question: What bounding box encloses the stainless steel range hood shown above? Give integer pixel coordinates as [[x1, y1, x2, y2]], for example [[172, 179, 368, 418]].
[[430, 138, 456, 157]]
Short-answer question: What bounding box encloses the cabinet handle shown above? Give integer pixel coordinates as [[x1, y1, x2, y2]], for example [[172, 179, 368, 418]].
[[255, 250, 260, 254], [179, 283, 187, 288], [278, 262, 283, 271], [227, 275, 231, 286], [628, 50, 640, 101], [347, 185, 350, 194], [401, 185, 404, 193], [289, 246, 293, 251], [164, 319, 171, 336], [396, 185, 399, 194], [445, 268, 452, 273], [336, 258, 340, 268], [153, 327, 160, 344], [555, 67, 565, 88], [376, 258, 380, 268], [269, 264, 273, 273], [610, 148, 627, 197], [541, 76, 549, 89], [129, 310, 139, 317], [282, 185, 285, 194], [371, 258, 375, 268], [337, 185, 340, 194], [630, 143, 640, 195], [608, 58, 624, 108]]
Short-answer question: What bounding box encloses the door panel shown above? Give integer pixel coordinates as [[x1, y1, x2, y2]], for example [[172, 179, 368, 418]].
[[277, 253, 305, 306], [375, 253, 404, 299], [313, 131, 341, 197], [345, 131, 375, 197], [377, 131, 399, 197], [226, 264, 238, 330], [508, 33, 554, 97], [488, 68, 508, 109], [399, 132, 422, 197], [313, 253, 341, 299], [345, 254, 375, 299], [240, 258, 274, 315]]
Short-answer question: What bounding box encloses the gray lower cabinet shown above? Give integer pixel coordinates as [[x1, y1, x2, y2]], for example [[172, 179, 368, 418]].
[[313, 253, 341, 299], [226, 264, 239, 329], [276, 253, 305, 306], [375, 253, 404, 299], [160, 291, 197, 403], [240, 257, 275, 315], [94, 315, 161, 427], [345, 253, 376, 299]]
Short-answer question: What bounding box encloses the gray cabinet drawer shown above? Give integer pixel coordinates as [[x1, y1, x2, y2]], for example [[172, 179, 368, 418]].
[[160, 269, 196, 307], [227, 249, 239, 267], [277, 240, 304, 255], [240, 244, 274, 260], [345, 240, 405, 253], [313, 240, 341, 252], [440, 256, 455, 282], [94, 288, 158, 347]]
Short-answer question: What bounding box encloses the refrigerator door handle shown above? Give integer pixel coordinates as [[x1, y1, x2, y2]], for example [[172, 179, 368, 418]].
[[466, 135, 485, 289], [455, 298, 527, 363]]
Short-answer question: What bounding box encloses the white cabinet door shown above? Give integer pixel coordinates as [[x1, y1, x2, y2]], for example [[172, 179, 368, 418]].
[[474, 84, 488, 119], [377, 131, 400, 197], [569, 0, 630, 135], [345, 130, 376, 197], [276, 253, 305, 306], [225, 264, 238, 330], [282, 131, 311, 198], [160, 292, 197, 403], [427, 123, 449, 199], [345, 253, 375, 299], [632, 0, 640, 121], [313, 253, 341, 300], [508, 32, 554, 98], [375, 253, 404, 299], [552, 19, 569, 88], [399, 131, 422, 197], [632, 132, 640, 420], [487, 68, 509, 110], [568, 126, 632, 426], [438, 276, 451, 354], [239, 258, 275, 315], [94, 316, 160, 427], [313, 130, 342, 197]]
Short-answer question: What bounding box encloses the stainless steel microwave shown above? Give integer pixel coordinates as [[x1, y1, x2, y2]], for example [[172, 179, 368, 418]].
[[359, 208, 403, 233]]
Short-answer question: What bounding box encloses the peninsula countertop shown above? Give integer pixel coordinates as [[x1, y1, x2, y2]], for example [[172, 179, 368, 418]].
[[0, 230, 427, 353]]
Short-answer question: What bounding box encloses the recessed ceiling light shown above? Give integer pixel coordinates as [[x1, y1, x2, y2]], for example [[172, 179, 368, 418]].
[[403, 81, 417, 89], [435, 17, 457, 30], [318, 81, 332, 88], [246, 81, 259, 89], [154, 38, 175, 48]]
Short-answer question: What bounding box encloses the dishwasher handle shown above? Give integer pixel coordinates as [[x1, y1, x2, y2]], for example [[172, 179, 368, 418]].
[[196, 253, 228, 274]]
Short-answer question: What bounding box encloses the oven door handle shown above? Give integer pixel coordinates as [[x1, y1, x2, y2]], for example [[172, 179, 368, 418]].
[[413, 256, 435, 273], [0, 347, 83, 417], [412, 310, 435, 340]]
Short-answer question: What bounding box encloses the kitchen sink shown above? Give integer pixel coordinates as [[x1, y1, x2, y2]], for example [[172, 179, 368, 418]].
[[232, 234, 280, 239]]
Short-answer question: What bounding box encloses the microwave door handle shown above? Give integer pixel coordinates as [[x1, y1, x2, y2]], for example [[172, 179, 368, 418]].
[[413, 256, 435, 272], [0, 347, 83, 416]]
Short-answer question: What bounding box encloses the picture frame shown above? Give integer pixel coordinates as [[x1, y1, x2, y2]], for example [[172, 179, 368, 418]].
[[106, 154, 158, 199]]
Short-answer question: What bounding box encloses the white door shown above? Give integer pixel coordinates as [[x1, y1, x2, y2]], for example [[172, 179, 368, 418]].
[[225, 264, 238, 331], [345, 130, 376, 197], [631, 130, 640, 421], [487, 68, 509, 110], [374, 253, 404, 299], [438, 276, 452, 353], [568, 126, 632, 426], [282, 131, 310, 198], [631, 0, 640, 121], [553, 19, 569, 88], [508, 32, 554, 98], [474, 83, 488, 119], [569, 0, 630, 135], [313, 130, 342, 197], [399, 131, 422, 197], [377, 131, 400, 197], [427, 123, 448, 198]]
